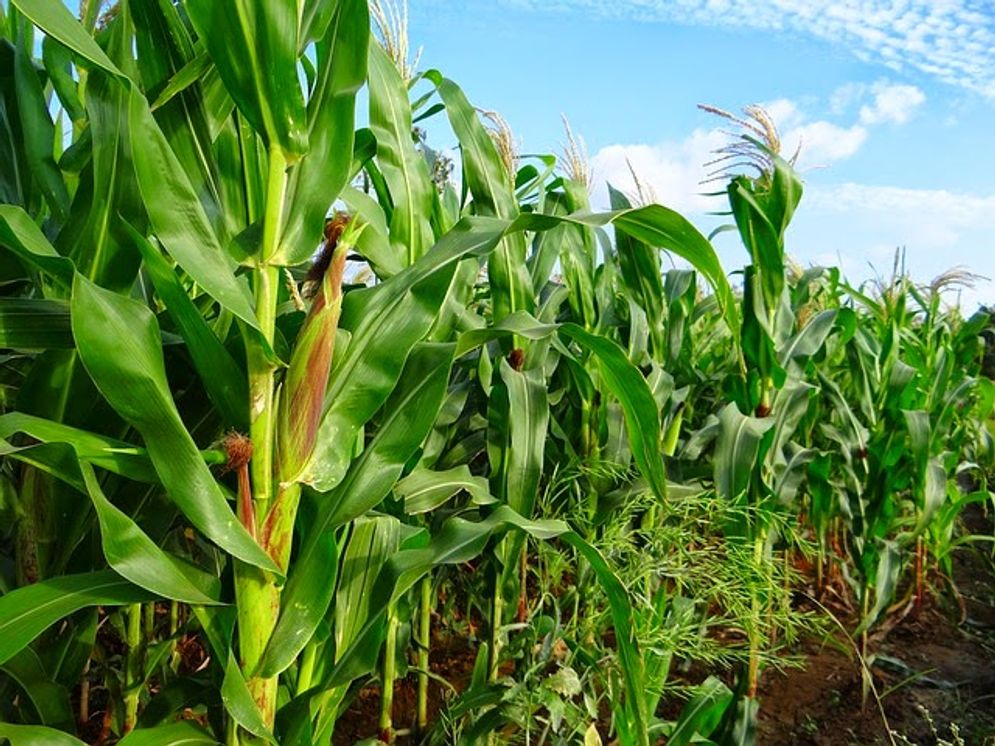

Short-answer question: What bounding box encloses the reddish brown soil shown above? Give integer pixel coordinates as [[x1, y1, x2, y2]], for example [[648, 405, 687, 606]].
[[332, 631, 482, 744], [758, 530, 995, 746]]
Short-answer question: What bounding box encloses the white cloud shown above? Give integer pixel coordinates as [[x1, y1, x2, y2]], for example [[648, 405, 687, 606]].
[[590, 128, 728, 214], [782, 120, 868, 163], [588, 122, 995, 309], [591, 86, 900, 202], [796, 183, 995, 308], [858, 82, 926, 124], [503, 0, 995, 100]]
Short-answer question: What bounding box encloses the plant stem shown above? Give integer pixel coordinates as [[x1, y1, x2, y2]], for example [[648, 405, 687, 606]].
[[860, 589, 870, 710], [746, 527, 766, 699], [124, 603, 143, 734], [235, 146, 288, 741], [379, 606, 398, 743], [417, 574, 432, 732], [489, 573, 504, 683]]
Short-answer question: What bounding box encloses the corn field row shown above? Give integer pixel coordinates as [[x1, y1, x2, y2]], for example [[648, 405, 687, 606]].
[[0, 1, 992, 745]]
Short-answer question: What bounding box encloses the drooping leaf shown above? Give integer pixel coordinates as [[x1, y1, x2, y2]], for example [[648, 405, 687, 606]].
[[560, 323, 667, 500], [0, 571, 151, 666], [70, 274, 277, 574], [79, 461, 223, 605]]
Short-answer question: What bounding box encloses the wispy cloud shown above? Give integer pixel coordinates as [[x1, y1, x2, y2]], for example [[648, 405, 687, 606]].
[[587, 87, 992, 306], [590, 82, 921, 208], [503, 0, 995, 100]]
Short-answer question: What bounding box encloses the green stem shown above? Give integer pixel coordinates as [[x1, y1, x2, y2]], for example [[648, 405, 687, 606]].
[[860, 589, 870, 710], [235, 146, 288, 742], [417, 574, 433, 731], [747, 527, 766, 699], [379, 606, 399, 743], [124, 603, 143, 734], [168, 600, 181, 672], [489, 569, 504, 683]]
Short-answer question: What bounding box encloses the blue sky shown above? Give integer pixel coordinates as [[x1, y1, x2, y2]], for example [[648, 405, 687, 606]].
[[404, 0, 995, 309]]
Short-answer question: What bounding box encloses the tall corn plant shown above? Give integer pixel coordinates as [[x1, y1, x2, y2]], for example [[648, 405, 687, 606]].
[[695, 107, 848, 740]]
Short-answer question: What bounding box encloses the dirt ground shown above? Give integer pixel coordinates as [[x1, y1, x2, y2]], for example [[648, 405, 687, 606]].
[[758, 519, 995, 746]]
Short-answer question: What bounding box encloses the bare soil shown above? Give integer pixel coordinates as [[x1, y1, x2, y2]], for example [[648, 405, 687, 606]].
[[758, 516, 995, 746]]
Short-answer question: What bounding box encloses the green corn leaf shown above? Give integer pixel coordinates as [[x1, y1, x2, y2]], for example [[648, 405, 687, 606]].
[[611, 205, 740, 341], [367, 42, 435, 266], [340, 184, 399, 277], [302, 217, 507, 492], [714, 402, 774, 505], [42, 35, 84, 122], [186, 0, 307, 160], [64, 71, 144, 294], [0, 723, 87, 746], [334, 516, 402, 660], [560, 323, 667, 501], [728, 177, 784, 309], [666, 676, 734, 746], [118, 721, 219, 746], [221, 651, 276, 743], [0, 412, 163, 482], [125, 222, 248, 429], [14, 17, 70, 221], [488, 359, 548, 517], [127, 86, 259, 329], [397, 464, 495, 515], [1, 647, 74, 730], [858, 539, 902, 634], [0, 570, 152, 666], [0, 204, 73, 284], [252, 529, 336, 680], [432, 73, 532, 321], [70, 274, 277, 574], [0, 298, 72, 349], [432, 75, 515, 217], [260, 343, 454, 676], [610, 186, 666, 359], [130, 0, 226, 238], [11, 0, 123, 78], [279, 0, 369, 264], [148, 51, 211, 111], [778, 309, 838, 366], [455, 311, 559, 357], [79, 461, 223, 605]]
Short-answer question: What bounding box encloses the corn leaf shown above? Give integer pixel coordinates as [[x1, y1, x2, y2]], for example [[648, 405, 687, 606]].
[[118, 721, 219, 746], [70, 274, 277, 574], [79, 461, 223, 605], [186, 0, 307, 160], [0, 570, 152, 666], [560, 323, 667, 501]]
